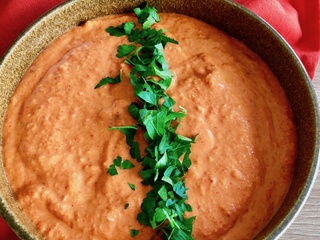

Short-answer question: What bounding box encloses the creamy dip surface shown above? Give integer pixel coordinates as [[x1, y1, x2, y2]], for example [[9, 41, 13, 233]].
[[3, 13, 296, 240]]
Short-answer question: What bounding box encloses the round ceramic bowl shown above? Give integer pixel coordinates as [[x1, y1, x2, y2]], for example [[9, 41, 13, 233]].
[[0, 0, 319, 239]]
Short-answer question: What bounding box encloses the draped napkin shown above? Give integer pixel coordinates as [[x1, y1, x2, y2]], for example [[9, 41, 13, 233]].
[[0, 0, 319, 239]]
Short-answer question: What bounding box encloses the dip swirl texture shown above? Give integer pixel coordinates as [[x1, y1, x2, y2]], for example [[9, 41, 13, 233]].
[[3, 13, 296, 240]]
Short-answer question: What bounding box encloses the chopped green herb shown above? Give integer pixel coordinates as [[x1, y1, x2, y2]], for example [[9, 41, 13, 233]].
[[109, 125, 138, 146], [121, 159, 135, 169], [94, 70, 122, 89], [134, 4, 160, 29], [107, 164, 118, 176], [114, 156, 122, 167], [128, 182, 136, 191], [130, 141, 141, 162], [116, 44, 136, 58], [107, 156, 135, 176], [130, 229, 140, 237], [97, 3, 196, 239], [125, 203, 130, 209]]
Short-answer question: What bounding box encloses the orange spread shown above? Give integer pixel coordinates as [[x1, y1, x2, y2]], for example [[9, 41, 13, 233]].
[[3, 13, 296, 239]]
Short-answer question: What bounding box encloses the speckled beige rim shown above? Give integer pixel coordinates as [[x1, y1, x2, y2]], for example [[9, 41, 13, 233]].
[[0, 0, 319, 239]]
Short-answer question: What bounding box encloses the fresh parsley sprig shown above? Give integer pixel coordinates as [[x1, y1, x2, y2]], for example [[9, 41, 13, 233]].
[[96, 4, 196, 240]]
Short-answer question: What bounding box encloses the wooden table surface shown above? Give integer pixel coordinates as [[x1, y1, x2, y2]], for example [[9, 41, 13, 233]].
[[281, 62, 320, 239]]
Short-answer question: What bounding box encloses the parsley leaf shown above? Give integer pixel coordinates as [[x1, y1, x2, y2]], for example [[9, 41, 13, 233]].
[[130, 141, 141, 162], [109, 125, 138, 146], [122, 159, 135, 169], [133, 5, 160, 29], [114, 156, 122, 167], [107, 156, 135, 176], [130, 229, 139, 237], [116, 44, 136, 58], [106, 23, 126, 36], [107, 164, 118, 176], [94, 71, 122, 89], [128, 182, 136, 191], [124, 22, 135, 35]]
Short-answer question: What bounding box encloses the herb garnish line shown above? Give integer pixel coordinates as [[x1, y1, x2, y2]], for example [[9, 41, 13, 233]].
[[95, 4, 196, 240]]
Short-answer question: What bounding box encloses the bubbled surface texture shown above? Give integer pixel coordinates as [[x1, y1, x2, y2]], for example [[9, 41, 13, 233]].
[[0, 0, 318, 239]]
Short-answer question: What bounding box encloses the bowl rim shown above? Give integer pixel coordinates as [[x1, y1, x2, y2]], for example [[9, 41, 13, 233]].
[[0, 0, 319, 239]]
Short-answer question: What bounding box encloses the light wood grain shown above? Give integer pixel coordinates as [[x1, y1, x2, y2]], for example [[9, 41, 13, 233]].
[[281, 62, 320, 239]]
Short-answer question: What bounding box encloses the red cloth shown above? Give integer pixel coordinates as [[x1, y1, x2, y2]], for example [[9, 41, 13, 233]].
[[0, 0, 319, 239], [235, 0, 320, 79], [0, 216, 20, 240]]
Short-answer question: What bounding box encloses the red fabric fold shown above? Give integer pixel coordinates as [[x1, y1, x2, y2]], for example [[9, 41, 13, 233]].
[[235, 0, 320, 79], [0, 217, 20, 240], [0, 0, 319, 239]]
